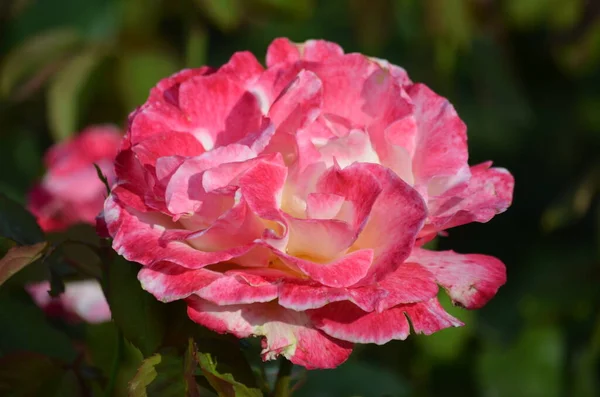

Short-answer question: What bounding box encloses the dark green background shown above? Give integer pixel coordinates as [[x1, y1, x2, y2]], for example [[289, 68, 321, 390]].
[[1, 0, 599, 396]]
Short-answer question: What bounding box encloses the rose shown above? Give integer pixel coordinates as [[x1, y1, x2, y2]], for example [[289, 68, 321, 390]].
[[103, 38, 514, 369], [26, 280, 111, 324], [26, 125, 119, 323], [28, 125, 122, 232]]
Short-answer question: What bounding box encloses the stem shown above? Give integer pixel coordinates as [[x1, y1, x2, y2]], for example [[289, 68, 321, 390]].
[[103, 329, 124, 397], [272, 358, 293, 397]]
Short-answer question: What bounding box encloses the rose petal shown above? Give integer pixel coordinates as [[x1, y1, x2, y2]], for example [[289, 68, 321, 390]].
[[426, 162, 515, 234], [350, 163, 427, 284], [186, 297, 353, 369], [104, 195, 253, 269], [309, 297, 462, 345], [406, 83, 470, 197], [278, 262, 437, 312], [139, 262, 277, 304], [408, 247, 507, 309]]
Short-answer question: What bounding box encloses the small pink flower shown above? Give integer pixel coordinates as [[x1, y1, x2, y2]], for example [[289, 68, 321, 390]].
[[27, 125, 122, 233], [26, 280, 111, 324], [102, 38, 514, 369]]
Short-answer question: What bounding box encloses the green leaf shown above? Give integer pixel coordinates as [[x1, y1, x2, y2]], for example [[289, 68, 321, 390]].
[[86, 322, 143, 397], [129, 354, 161, 397], [0, 28, 81, 97], [503, 0, 553, 28], [196, 351, 263, 397], [106, 256, 166, 357], [47, 47, 103, 142], [117, 49, 180, 112], [0, 193, 45, 245], [194, 0, 242, 32], [0, 242, 47, 287], [248, 0, 313, 18], [129, 350, 200, 397], [186, 23, 208, 68]]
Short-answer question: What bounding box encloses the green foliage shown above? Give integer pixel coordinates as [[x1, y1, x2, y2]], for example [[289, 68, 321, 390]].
[[196, 349, 263, 397], [106, 255, 167, 357], [116, 49, 180, 111], [47, 47, 104, 141], [0, 28, 81, 98], [0, 194, 44, 245]]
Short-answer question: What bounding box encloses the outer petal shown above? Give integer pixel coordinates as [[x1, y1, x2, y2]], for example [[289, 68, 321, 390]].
[[309, 297, 462, 345], [278, 280, 387, 312], [179, 73, 263, 149], [407, 248, 507, 309], [149, 66, 215, 106], [217, 51, 264, 87], [266, 38, 345, 67], [278, 263, 437, 312], [426, 162, 515, 233], [406, 83, 470, 196], [369, 57, 412, 86], [104, 195, 253, 269], [139, 262, 278, 305], [131, 131, 206, 167], [186, 297, 353, 369]]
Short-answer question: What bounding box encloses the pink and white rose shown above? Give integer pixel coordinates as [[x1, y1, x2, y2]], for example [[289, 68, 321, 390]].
[[26, 280, 111, 324], [102, 38, 514, 369], [28, 125, 122, 232], [26, 125, 119, 323]]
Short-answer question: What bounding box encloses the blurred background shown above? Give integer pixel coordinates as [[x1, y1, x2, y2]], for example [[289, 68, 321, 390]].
[[1, 0, 599, 396]]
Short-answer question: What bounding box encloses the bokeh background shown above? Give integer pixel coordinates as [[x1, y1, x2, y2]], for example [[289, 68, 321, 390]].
[[1, 0, 599, 396]]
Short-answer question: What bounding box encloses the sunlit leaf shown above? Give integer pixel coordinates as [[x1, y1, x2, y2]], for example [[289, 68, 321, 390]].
[[194, 0, 242, 32], [129, 349, 200, 397], [503, 0, 553, 28], [129, 354, 161, 397], [196, 351, 262, 397], [186, 23, 208, 68], [117, 49, 180, 112], [0, 28, 81, 98], [249, 0, 313, 17], [0, 242, 47, 286], [47, 47, 104, 141]]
